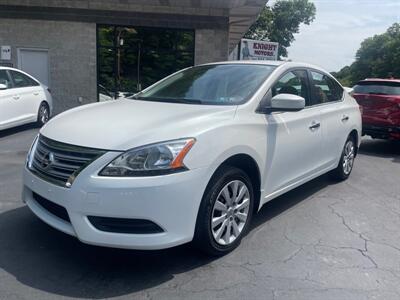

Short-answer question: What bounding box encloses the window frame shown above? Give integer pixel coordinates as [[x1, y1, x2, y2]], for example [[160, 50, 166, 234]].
[[8, 70, 40, 89], [263, 68, 313, 110], [0, 69, 14, 89], [307, 68, 345, 107]]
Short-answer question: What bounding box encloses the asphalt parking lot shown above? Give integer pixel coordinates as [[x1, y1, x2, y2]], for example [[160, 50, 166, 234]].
[[0, 126, 399, 300]]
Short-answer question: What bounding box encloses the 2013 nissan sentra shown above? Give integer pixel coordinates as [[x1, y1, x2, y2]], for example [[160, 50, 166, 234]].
[[23, 61, 362, 255]]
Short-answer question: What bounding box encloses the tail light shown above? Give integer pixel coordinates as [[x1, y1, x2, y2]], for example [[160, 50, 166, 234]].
[[359, 105, 363, 115], [47, 88, 51, 94]]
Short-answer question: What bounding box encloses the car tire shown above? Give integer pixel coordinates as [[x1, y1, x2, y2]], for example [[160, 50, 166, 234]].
[[194, 166, 254, 256], [330, 135, 356, 181], [36, 102, 50, 127]]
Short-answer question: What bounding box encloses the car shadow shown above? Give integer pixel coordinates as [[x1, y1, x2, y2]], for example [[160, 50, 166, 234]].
[[0, 175, 333, 299], [251, 174, 333, 231], [358, 138, 400, 164], [0, 123, 37, 138]]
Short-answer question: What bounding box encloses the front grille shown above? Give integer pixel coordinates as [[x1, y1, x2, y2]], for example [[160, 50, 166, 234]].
[[30, 135, 105, 187], [88, 216, 164, 234], [32, 192, 70, 223]]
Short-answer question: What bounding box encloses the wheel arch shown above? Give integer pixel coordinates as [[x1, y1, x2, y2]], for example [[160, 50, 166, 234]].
[[349, 129, 359, 156], [208, 153, 262, 214]]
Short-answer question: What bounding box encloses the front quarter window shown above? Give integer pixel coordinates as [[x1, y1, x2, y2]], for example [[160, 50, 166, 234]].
[[132, 64, 276, 105]]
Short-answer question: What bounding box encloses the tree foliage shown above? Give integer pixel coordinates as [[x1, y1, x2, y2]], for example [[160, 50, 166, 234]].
[[334, 23, 400, 86], [244, 0, 316, 57]]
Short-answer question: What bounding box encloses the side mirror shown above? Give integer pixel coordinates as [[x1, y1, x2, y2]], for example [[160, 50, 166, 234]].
[[268, 93, 305, 113], [0, 83, 7, 90], [344, 87, 354, 96]]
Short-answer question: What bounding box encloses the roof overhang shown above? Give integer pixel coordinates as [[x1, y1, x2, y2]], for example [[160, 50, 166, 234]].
[[0, 0, 267, 50], [227, 1, 268, 51]]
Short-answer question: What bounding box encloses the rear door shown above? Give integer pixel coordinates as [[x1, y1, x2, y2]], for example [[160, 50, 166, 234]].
[[263, 69, 324, 196], [353, 81, 400, 127], [9, 70, 43, 121], [309, 70, 349, 168]]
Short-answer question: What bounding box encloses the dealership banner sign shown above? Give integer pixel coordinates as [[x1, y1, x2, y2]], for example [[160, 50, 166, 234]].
[[240, 39, 279, 61]]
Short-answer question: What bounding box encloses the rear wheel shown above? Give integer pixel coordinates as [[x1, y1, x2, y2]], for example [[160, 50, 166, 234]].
[[36, 102, 50, 127], [330, 136, 356, 181], [194, 166, 254, 256]]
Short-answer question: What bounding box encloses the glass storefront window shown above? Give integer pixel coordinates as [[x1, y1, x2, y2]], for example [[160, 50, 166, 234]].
[[97, 25, 195, 101]]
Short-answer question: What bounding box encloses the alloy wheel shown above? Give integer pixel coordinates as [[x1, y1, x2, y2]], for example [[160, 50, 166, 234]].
[[211, 180, 250, 246], [343, 140, 355, 175], [39, 105, 49, 124]]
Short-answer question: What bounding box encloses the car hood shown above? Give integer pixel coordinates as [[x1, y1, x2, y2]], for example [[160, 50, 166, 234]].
[[40, 99, 237, 150]]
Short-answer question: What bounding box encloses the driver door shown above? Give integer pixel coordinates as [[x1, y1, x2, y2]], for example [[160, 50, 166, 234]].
[[263, 69, 324, 197]]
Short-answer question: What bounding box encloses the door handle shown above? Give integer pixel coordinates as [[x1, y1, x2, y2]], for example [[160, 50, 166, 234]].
[[341, 115, 349, 122], [12, 95, 20, 100], [309, 121, 321, 130], [33, 92, 39, 96]]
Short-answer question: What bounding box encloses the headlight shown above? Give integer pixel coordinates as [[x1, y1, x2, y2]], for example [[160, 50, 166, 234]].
[[99, 138, 196, 177], [26, 134, 39, 170]]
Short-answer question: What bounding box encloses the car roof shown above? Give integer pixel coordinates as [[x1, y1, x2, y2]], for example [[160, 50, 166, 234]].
[[359, 78, 400, 83], [200, 60, 330, 73], [0, 66, 15, 70], [0, 66, 25, 72], [203, 60, 286, 66]]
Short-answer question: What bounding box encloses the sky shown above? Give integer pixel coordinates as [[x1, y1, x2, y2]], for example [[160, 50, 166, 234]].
[[281, 0, 400, 72]]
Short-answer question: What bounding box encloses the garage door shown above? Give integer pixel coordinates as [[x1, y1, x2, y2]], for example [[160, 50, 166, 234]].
[[17, 48, 49, 87]]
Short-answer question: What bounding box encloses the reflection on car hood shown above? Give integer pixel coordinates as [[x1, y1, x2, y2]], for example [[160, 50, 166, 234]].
[[40, 99, 237, 150]]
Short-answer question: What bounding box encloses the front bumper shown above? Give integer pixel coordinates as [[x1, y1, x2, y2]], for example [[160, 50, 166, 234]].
[[363, 124, 400, 140], [23, 153, 211, 250]]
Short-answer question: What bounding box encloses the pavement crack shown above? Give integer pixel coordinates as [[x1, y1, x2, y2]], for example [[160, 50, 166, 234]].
[[328, 203, 379, 269], [282, 247, 303, 263], [359, 239, 378, 268]]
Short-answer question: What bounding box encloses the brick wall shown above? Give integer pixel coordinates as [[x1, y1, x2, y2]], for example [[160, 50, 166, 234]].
[[0, 18, 97, 114], [195, 29, 229, 65]]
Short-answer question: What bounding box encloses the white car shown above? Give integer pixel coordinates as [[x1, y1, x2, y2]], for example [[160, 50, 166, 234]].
[[0, 67, 52, 130], [23, 61, 361, 255]]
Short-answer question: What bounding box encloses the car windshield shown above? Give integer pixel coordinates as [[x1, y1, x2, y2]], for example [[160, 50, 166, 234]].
[[354, 81, 400, 96], [130, 64, 276, 105]]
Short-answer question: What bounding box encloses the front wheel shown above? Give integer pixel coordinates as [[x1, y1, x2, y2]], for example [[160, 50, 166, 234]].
[[36, 102, 50, 127], [194, 166, 254, 256], [330, 136, 356, 181]]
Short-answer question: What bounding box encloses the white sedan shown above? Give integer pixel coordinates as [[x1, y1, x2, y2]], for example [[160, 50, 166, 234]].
[[23, 61, 361, 255], [0, 67, 52, 130]]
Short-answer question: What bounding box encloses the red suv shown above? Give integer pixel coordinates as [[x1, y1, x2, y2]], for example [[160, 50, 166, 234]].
[[353, 79, 400, 140]]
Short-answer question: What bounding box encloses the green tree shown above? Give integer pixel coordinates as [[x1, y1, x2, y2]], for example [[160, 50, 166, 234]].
[[335, 23, 400, 86], [244, 0, 316, 58]]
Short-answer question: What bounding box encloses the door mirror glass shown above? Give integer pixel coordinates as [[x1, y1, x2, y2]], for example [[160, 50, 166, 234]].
[[269, 93, 305, 112], [0, 83, 7, 90]]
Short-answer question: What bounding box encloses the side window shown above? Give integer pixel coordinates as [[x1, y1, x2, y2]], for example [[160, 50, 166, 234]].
[[10, 71, 38, 88], [272, 70, 311, 106], [328, 77, 344, 101], [0, 70, 12, 88], [310, 71, 344, 104]]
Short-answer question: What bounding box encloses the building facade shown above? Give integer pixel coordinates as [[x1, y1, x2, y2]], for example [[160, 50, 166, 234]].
[[0, 1, 266, 114]]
